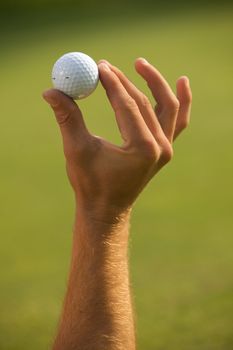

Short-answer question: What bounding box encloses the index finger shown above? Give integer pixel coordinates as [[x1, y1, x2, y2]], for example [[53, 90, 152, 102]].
[[98, 62, 152, 144]]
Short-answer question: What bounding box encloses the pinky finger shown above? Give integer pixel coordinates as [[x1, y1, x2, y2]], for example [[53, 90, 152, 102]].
[[173, 76, 192, 141]]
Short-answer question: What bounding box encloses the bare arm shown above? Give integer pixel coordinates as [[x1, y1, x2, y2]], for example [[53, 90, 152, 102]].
[[53, 211, 134, 350], [43, 58, 192, 350]]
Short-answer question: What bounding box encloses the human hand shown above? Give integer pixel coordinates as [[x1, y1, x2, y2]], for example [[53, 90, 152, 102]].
[[43, 58, 192, 222]]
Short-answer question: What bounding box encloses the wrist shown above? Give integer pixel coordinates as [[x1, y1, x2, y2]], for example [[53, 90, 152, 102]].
[[75, 196, 132, 226], [71, 204, 130, 268], [73, 200, 131, 245]]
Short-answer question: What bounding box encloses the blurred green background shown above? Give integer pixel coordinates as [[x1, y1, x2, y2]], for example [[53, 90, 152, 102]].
[[0, 1, 233, 349]]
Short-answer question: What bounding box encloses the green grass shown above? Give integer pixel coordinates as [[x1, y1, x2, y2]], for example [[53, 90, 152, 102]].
[[0, 7, 233, 349]]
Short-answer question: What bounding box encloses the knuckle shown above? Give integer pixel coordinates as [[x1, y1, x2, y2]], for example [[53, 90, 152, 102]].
[[116, 97, 138, 113], [179, 117, 190, 130], [140, 94, 151, 108], [125, 97, 138, 110], [167, 97, 180, 113], [56, 107, 75, 125], [160, 140, 173, 163], [137, 138, 159, 163], [110, 78, 121, 91]]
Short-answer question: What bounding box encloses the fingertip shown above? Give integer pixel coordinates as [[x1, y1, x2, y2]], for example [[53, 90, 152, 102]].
[[98, 62, 120, 91], [42, 89, 54, 103], [176, 77, 190, 95], [98, 59, 111, 66], [135, 57, 149, 71], [176, 76, 192, 103], [42, 88, 75, 107], [98, 62, 112, 74], [135, 57, 149, 65], [177, 76, 190, 87], [42, 89, 61, 106]]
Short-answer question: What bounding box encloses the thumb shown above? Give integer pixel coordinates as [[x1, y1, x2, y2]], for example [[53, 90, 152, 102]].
[[42, 89, 88, 142]]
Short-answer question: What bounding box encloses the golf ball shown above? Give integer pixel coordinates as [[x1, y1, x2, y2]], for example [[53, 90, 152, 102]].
[[52, 52, 99, 99]]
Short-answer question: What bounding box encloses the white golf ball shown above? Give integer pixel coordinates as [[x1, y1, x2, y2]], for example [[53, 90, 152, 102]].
[[52, 52, 99, 99]]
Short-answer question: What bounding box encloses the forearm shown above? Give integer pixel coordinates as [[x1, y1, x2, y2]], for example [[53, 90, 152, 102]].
[[53, 205, 136, 350]]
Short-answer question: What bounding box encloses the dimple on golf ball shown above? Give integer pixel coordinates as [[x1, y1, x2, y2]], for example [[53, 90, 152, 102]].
[[52, 52, 99, 100]]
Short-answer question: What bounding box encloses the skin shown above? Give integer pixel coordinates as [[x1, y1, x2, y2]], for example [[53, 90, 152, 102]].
[[43, 58, 192, 350]]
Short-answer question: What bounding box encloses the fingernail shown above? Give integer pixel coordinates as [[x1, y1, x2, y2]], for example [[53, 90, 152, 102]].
[[98, 62, 111, 72]]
